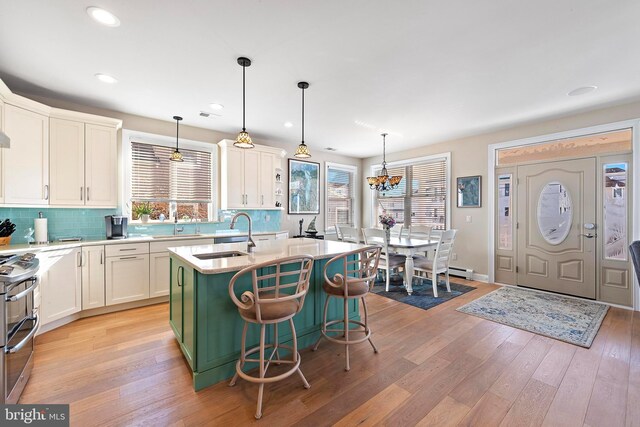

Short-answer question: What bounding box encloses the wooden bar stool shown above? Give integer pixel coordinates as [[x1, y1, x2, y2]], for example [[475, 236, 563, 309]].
[[228, 255, 314, 419], [312, 246, 381, 371]]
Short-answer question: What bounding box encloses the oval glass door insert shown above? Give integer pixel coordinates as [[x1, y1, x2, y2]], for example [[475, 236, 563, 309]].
[[537, 182, 572, 245]]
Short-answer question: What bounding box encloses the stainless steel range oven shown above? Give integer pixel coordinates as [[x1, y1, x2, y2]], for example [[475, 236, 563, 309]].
[[0, 253, 39, 404]]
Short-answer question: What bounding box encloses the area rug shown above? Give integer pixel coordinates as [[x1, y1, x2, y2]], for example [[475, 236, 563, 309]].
[[371, 275, 476, 311], [456, 286, 609, 348]]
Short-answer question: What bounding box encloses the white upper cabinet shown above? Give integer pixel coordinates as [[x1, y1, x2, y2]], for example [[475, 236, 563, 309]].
[[3, 104, 49, 205], [0, 80, 121, 208], [218, 140, 285, 209], [85, 124, 117, 207], [49, 118, 85, 205]]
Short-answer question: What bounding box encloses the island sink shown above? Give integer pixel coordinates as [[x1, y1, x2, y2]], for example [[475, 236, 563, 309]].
[[192, 251, 248, 260]]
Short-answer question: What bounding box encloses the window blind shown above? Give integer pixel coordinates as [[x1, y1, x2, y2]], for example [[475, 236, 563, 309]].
[[326, 165, 355, 230], [374, 159, 447, 229], [131, 142, 212, 203]]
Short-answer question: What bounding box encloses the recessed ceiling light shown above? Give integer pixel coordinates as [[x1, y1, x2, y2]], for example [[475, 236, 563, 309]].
[[95, 73, 118, 84], [209, 103, 224, 110], [86, 7, 121, 27], [325, 147, 337, 151], [284, 122, 293, 128], [568, 86, 597, 96]]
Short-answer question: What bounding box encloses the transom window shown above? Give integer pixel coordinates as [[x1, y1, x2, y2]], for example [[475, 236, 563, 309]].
[[130, 141, 213, 221], [373, 154, 450, 230]]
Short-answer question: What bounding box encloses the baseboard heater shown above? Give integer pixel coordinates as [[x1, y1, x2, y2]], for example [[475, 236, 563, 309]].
[[448, 266, 474, 280]]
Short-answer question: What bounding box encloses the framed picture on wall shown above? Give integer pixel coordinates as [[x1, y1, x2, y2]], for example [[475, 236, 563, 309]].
[[457, 175, 482, 207], [288, 159, 320, 214]]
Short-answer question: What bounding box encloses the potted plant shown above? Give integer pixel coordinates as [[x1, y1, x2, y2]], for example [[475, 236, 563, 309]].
[[133, 203, 153, 224]]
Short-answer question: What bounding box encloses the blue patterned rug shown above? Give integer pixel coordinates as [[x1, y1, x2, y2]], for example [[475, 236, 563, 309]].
[[371, 275, 476, 310], [457, 286, 609, 348]]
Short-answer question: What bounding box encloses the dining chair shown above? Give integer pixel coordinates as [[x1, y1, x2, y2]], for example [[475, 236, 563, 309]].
[[396, 224, 404, 239], [313, 245, 381, 371], [339, 226, 361, 243], [413, 229, 457, 297], [228, 255, 314, 419], [630, 241, 640, 286], [362, 227, 406, 291], [408, 225, 432, 240], [334, 224, 344, 240]]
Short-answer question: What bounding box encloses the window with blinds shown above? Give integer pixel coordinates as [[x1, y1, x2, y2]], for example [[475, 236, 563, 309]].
[[326, 164, 356, 231], [375, 158, 448, 229], [130, 142, 212, 220]]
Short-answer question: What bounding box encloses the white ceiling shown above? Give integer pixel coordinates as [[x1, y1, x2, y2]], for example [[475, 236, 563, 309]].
[[1, 0, 640, 158]]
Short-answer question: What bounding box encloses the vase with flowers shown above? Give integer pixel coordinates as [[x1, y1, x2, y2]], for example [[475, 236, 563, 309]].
[[379, 214, 396, 243]]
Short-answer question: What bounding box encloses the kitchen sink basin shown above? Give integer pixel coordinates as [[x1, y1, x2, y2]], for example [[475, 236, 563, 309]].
[[193, 251, 248, 260]]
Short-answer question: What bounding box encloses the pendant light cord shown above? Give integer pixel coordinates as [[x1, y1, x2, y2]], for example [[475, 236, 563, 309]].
[[382, 133, 387, 167], [242, 64, 246, 132], [176, 118, 179, 151], [301, 87, 305, 144]]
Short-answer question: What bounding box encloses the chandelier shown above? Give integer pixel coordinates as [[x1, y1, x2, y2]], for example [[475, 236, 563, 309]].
[[234, 57, 254, 149], [366, 133, 402, 192]]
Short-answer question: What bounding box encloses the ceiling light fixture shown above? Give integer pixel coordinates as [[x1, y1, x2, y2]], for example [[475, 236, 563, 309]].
[[568, 86, 598, 96], [294, 82, 311, 158], [170, 116, 184, 162], [209, 103, 224, 110], [284, 122, 293, 128], [366, 133, 402, 192], [95, 73, 118, 84], [86, 7, 120, 27], [234, 57, 254, 149]]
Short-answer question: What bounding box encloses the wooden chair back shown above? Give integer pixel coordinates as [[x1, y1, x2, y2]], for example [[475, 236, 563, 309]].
[[338, 226, 360, 243], [408, 225, 432, 240], [433, 229, 457, 273]]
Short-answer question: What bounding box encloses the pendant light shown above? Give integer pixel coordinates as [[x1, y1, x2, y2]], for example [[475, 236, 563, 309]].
[[366, 133, 402, 191], [170, 115, 184, 162], [294, 81, 311, 158], [234, 57, 254, 149]]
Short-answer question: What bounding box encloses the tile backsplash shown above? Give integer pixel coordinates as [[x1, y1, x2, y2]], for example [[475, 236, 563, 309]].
[[0, 208, 281, 244]]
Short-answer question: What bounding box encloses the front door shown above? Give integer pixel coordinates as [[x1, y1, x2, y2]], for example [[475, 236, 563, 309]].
[[517, 158, 597, 298]]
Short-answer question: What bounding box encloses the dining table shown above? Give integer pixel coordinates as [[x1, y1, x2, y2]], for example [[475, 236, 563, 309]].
[[366, 236, 438, 295]]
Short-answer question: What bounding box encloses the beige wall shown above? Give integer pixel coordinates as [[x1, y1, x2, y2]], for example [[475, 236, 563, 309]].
[[362, 99, 640, 278], [19, 92, 362, 237]]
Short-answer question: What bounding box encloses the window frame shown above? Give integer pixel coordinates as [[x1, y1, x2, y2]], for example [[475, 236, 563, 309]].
[[369, 152, 451, 229], [325, 161, 358, 234], [122, 129, 218, 223]]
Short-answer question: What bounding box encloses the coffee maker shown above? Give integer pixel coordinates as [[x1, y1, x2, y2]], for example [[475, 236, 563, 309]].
[[105, 215, 128, 239]]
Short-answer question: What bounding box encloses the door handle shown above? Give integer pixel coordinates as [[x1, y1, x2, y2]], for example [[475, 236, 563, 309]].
[[44, 185, 49, 201], [580, 233, 597, 239]]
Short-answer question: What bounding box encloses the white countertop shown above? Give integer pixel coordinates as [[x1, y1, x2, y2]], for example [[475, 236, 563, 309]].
[[169, 238, 367, 274], [0, 230, 288, 255]]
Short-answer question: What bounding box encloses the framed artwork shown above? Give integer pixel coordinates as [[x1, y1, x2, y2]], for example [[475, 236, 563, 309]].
[[288, 159, 320, 214], [457, 175, 482, 208]]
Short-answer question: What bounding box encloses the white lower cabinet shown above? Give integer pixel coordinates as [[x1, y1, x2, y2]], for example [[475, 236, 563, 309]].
[[149, 252, 170, 297], [106, 253, 150, 306], [38, 248, 82, 325], [81, 245, 105, 309]]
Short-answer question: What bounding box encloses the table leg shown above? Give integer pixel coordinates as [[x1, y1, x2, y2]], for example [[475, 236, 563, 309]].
[[405, 256, 414, 295]]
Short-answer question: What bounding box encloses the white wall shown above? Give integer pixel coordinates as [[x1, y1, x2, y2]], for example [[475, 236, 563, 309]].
[[18, 91, 361, 237], [362, 98, 640, 278]]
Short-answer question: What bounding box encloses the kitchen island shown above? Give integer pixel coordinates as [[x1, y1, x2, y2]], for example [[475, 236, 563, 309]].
[[168, 238, 366, 391]]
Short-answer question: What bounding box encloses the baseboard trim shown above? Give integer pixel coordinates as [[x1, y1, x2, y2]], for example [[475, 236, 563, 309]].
[[37, 296, 169, 335], [471, 273, 489, 283]]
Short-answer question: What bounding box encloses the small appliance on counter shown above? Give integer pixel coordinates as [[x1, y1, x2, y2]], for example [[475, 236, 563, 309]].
[[105, 215, 128, 240]]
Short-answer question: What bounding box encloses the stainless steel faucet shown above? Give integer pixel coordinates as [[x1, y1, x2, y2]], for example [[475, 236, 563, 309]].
[[174, 212, 184, 235], [230, 212, 256, 253]]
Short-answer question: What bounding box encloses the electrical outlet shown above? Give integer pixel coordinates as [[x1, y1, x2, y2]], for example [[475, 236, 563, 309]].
[[465, 215, 472, 223], [452, 253, 458, 261]]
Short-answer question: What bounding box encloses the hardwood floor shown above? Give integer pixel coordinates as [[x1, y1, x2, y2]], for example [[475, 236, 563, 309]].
[[21, 281, 639, 426]]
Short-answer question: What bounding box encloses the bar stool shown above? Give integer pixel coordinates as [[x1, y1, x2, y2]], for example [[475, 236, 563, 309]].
[[313, 245, 381, 371], [228, 255, 314, 419]]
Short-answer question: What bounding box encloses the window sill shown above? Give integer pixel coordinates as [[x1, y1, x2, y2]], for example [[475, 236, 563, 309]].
[[130, 219, 224, 225]]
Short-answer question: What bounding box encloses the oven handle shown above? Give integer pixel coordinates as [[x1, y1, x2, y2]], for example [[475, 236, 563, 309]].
[[5, 315, 39, 354], [5, 278, 38, 302]]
